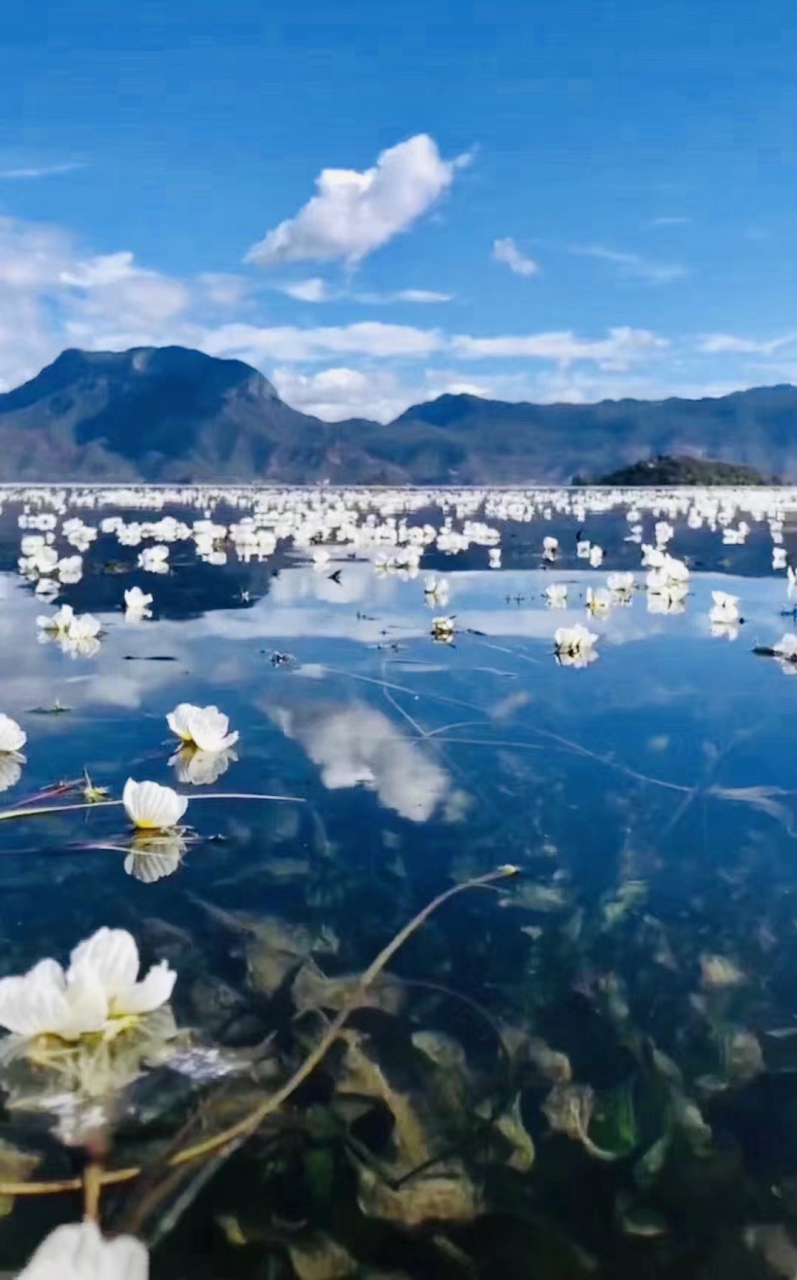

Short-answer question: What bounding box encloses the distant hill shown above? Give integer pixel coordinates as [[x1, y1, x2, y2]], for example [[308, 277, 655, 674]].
[[580, 455, 774, 486], [1, 346, 797, 483]]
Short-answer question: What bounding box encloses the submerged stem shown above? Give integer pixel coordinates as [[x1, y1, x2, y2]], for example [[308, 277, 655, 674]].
[[0, 865, 519, 1198]]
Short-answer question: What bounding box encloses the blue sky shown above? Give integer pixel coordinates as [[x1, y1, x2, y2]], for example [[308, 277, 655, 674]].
[[2, 0, 797, 420]]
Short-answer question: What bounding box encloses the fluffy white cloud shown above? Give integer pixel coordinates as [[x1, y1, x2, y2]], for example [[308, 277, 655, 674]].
[[246, 134, 466, 267], [451, 326, 669, 369], [574, 245, 687, 284], [492, 237, 539, 277]]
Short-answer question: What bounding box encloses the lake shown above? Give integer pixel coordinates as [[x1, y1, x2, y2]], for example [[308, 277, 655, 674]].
[[2, 483, 797, 1279]]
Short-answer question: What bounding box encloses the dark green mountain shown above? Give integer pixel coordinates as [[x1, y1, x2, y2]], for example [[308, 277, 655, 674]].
[[1, 346, 796, 483]]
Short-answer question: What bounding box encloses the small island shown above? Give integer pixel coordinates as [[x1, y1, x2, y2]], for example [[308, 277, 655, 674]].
[[575, 454, 774, 486]]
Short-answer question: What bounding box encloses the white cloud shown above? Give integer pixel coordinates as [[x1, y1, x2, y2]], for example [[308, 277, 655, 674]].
[[374, 288, 453, 304], [451, 326, 669, 369], [245, 134, 466, 267], [696, 332, 797, 356], [0, 162, 84, 180], [575, 245, 687, 284], [279, 278, 332, 303], [491, 237, 539, 277], [201, 320, 445, 363]]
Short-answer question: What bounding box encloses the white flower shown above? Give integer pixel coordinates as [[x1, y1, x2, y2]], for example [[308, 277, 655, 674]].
[[170, 744, 236, 786], [312, 547, 331, 569], [423, 576, 449, 606], [641, 544, 665, 568], [37, 604, 74, 635], [166, 703, 239, 753], [773, 633, 797, 663], [543, 536, 559, 561], [709, 590, 740, 626], [67, 613, 101, 642], [0, 713, 26, 754], [17, 1221, 148, 1280], [554, 623, 599, 667], [655, 521, 674, 546], [122, 779, 188, 830], [588, 544, 604, 567], [586, 587, 611, 616], [138, 545, 170, 574], [576, 539, 591, 559], [431, 616, 456, 642], [0, 927, 176, 1042], [124, 586, 153, 618], [544, 583, 568, 608], [0, 753, 22, 793], [488, 547, 502, 567], [57, 555, 83, 584], [607, 572, 634, 594], [773, 547, 787, 570]]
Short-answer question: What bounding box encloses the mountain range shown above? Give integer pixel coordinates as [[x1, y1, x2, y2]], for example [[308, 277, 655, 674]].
[[1, 345, 796, 484]]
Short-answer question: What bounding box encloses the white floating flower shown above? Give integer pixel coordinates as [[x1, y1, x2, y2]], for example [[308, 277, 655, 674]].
[[709, 590, 740, 626], [138, 545, 170, 574], [166, 703, 239, 753], [57, 554, 83, 584], [588, 544, 604, 567], [773, 633, 797, 665], [17, 1221, 148, 1280], [554, 623, 599, 668], [124, 586, 153, 619], [488, 547, 502, 568], [312, 547, 331, 569], [0, 753, 22, 793], [773, 547, 787, 570], [576, 539, 591, 559], [431, 616, 456, 642], [586, 587, 611, 616], [0, 926, 176, 1042], [37, 603, 74, 635], [607, 572, 634, 594], [170, 744, 236, 786], [123, 779, 188, 831], [655, 521, 674, 546], [542, 536, 559, 561], [0, 713, 26, 754], [423, 576, 449, 607], [544, 583, 568, 609]]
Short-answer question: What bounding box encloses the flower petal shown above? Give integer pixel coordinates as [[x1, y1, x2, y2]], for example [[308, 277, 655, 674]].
[[17, 1220, 149, 1280], [68, 927, 139, 1001], [0, 959, 68, 1037], [114, 960, 176, 1016]]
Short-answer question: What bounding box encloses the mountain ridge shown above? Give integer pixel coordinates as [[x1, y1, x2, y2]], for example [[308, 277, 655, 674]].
[[1, 345, 797, 483]]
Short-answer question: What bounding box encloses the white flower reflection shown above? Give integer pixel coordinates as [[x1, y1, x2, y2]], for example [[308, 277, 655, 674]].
[[169, 743, 237, 786], [124, 832, 187, 883], [270, 701, 464, 822], [17, 1221, 148, 1280]]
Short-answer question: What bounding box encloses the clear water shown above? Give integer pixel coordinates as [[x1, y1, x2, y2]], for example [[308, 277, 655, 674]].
[[2, 488, 797, 1278]]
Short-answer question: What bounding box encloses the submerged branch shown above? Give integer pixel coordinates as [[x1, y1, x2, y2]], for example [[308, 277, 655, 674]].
[[0, 865, 519, 1200]]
